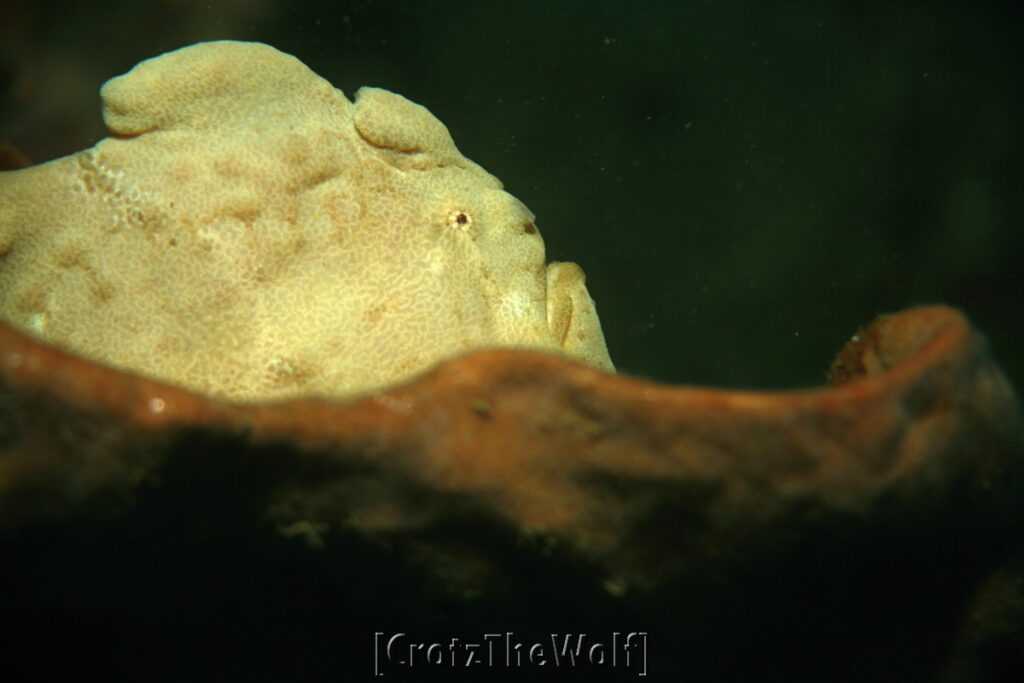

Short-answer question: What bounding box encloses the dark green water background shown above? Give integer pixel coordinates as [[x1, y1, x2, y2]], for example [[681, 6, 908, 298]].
[[3, 0, 1021, 391]]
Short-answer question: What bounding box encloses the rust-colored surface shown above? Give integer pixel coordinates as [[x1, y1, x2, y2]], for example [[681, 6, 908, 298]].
[[1, 304, 1022, 681]]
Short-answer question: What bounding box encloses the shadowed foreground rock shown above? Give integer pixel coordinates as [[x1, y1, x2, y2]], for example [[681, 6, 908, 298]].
[[0, 305, 1021, 682]]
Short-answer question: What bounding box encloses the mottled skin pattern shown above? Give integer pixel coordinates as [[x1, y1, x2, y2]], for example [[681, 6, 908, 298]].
[[0, 41, 612, 402]]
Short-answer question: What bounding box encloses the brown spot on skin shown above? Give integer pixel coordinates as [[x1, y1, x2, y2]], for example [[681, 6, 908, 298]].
[[90, 280, 116, 303], [12, 287, 47, 316], [0, 239, 15, 263], [54, 247, 86, 269], [362, 302, 390, 324], [213, 157, 245, 178], [230, 207, 261, 225], [289, 235, 307, 255], [281, 134, 313, 166], [523, 222, 537, 235]]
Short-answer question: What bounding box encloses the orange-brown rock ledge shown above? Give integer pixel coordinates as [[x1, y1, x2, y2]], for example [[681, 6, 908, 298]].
[[1, 304, 1021, 682]]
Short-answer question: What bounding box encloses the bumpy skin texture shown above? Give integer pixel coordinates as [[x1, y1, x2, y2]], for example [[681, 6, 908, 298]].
[[0, 41, 613, 402]]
